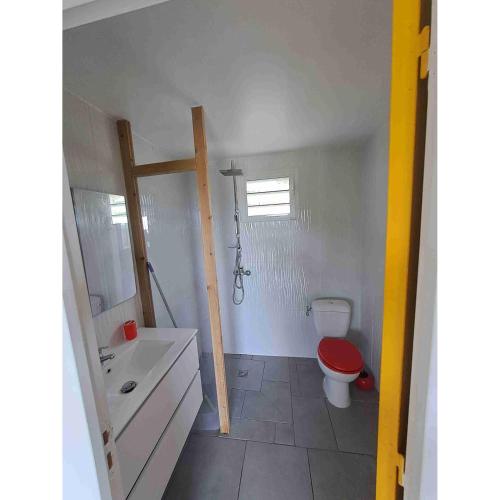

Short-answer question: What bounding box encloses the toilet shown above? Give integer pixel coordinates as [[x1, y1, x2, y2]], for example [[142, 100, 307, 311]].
[[312, 298, 363, 408]]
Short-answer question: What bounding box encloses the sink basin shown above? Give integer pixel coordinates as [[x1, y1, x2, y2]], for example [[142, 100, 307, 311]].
[[101, 328, 198, 436], [104, 340, 173, 413], [105, 340, 173, 389]]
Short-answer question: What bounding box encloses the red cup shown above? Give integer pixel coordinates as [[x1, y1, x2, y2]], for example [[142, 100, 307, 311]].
[[123, 320, 137, 341]]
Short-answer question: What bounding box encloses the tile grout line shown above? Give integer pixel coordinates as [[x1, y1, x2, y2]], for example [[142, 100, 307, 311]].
[[324, 398, 340, 450], [287, 357, 296, 446], [214, 434, 376, 459], [236, 440, 248, 500], [240, 389, 248, 420], [306, 448, 315, 500], [289, 357, 298, 397], [258, 359, 265, 391]]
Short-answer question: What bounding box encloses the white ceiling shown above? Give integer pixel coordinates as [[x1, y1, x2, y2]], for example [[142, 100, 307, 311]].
[[63, 0, 392, 161]]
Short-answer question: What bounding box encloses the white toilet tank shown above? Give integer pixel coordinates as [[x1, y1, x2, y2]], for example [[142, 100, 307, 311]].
[[312, 298, 351, 338]]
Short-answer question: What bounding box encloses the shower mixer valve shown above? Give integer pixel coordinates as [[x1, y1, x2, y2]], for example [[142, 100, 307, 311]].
[[234, 266, 251, 277]]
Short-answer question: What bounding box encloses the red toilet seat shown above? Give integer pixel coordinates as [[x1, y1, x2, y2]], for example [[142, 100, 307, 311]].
[[318, 338, 363, 374]]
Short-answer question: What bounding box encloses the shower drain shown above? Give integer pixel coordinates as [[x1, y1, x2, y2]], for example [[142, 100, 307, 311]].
[[120, 380, 137, 394], [237, 370, 249, 378]]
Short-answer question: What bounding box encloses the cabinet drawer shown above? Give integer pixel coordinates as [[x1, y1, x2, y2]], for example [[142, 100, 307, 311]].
[[117, 339, 199, 496], [128, 371, 202, 500]]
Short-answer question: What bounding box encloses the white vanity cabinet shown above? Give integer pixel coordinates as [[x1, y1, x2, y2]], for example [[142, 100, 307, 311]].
[[114, 335, 202, 499], [127, 372, 202, 500]]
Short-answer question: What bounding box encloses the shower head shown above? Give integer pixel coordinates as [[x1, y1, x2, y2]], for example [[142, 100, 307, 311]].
[[219, 168, 243, 176], [219, 160, 243, 176]]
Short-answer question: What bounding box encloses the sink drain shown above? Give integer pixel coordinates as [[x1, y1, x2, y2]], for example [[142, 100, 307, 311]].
[[120, 380, 137, 394]]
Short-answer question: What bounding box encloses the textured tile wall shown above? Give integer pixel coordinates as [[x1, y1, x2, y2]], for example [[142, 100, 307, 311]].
[[206, 146, 365, 358], [63, 91, 167, 347]]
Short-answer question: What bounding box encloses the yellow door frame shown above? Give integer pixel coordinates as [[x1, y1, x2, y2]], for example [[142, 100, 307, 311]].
[[376, 0, 431, 498]]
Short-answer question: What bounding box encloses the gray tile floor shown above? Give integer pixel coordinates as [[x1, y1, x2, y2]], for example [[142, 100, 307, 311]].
[[163, 355, 378, 500]]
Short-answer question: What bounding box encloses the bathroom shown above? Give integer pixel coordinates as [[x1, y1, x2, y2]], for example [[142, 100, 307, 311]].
[[62, 1, 434, 499]]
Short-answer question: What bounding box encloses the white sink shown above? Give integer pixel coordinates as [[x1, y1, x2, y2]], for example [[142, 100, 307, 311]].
[[102, 328, 198, 436], [104, 340, 173, 414]]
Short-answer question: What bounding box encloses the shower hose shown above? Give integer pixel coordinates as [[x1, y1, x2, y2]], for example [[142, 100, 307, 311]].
[[232, 234, 245, 305]]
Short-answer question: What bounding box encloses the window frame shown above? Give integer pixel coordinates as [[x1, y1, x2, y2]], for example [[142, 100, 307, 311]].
[[239, 172, 296, 223]]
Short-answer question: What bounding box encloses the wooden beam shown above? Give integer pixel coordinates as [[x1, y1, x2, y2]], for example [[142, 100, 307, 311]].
[[191, 106, 230, 434], [133, 158, 196, 178], [117, 120, 156, 327]]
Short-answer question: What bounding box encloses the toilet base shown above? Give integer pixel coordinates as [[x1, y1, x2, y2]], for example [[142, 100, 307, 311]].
[[323, 376, 351, 408], [317, 354, 360, 409]]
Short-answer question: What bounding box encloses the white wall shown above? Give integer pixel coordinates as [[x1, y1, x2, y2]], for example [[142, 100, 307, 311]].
[[63, 90, 169, 347], [403, 108, 437, 498], [63, 162, 125, 499], [360, 128, 389, 386], [419, 320, 437, 499], [202, 146, 365, 358], [63, 307, 102, 500]]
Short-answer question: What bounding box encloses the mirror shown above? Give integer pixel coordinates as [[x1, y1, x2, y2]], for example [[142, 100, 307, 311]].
[[71, 188, 137, 316]]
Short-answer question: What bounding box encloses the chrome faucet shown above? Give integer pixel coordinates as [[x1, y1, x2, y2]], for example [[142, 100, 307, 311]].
[[98, 346, 115, 364]]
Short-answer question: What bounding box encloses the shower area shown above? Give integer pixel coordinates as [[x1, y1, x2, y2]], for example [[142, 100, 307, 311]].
[[137, 160, 252, 432]]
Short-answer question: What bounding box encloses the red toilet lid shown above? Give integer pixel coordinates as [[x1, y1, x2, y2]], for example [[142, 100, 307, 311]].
[[318, 338, 363, 374]]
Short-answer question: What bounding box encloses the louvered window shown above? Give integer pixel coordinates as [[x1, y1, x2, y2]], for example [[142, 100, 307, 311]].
[[245, 177, 292, 219]]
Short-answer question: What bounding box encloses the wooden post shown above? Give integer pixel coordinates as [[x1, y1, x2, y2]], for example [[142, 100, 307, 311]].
[[117, 120, 156, 327], [116, 111, 229, 433], [191, 106, 230, 434]]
